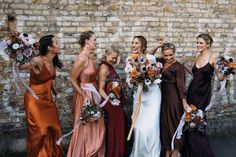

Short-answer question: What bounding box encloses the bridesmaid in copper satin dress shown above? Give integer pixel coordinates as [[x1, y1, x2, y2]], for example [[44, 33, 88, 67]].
[[19, 35, 62, 157], [67, 31, 105, 157], [98, 46, 126, 157]]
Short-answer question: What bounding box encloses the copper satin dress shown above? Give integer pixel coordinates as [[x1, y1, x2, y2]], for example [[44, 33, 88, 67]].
[[67, 54, 105, 157], [24, 62, 62, 157]]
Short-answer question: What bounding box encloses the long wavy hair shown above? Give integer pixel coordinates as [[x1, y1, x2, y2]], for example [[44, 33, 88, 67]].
[[39, 35, 62, 69]]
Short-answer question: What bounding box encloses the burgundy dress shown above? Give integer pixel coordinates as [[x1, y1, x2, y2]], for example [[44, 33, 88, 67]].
[[185, 62, 215, 157], [101, 62, 126, 157], [160, 61, 186, 151]]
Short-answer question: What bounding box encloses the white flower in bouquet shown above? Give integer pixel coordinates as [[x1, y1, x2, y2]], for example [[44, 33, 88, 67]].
[[12, 43, 20, 50], [111, 99, 120, 106], [124, 64, 132, 73], [145, 79, 151, 85], [154, 78, 162, 84]]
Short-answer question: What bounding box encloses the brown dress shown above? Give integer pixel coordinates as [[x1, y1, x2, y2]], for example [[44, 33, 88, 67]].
[[160, 61, 186, 151], [24, 62, 62, 157], [67, 54, 105, 157]]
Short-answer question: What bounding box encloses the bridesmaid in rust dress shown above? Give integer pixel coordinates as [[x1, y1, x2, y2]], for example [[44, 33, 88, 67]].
[[19, 35, 62, 157], [184, 34, 224, 157], [67, 31, 105, 157], [98, 46, 126, 157], [151, 42, 191, 157]]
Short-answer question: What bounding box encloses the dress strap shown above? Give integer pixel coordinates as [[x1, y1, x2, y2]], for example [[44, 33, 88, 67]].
[[208, 53, 213, 63]]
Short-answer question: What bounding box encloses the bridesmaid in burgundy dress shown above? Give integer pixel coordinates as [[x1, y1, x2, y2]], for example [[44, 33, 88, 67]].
[[185, 34, 225, 157], [98, 46, 126, 157]]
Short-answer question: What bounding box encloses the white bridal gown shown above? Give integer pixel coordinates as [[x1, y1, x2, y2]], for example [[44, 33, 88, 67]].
[[129, 54, 162, 157]]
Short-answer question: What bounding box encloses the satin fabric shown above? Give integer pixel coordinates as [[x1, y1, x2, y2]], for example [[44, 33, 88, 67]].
[[24, 63, 62, 157], [67, 54, 105, 157], [129, 84, 162, 157]]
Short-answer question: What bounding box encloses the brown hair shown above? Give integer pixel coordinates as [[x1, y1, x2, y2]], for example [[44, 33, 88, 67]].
[[133, 35, 147, 53], [197, 33, 213, 47], [78, 30, 95, 48]]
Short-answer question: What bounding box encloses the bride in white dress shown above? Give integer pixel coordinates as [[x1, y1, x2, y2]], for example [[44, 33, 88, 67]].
[[126, 36, 162, 157]]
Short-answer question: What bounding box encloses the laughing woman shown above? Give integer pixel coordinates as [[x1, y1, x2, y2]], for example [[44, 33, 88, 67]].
[[98, 46, 126, 157], [151, 42, 191, 157], [19, 35, 62, 157]]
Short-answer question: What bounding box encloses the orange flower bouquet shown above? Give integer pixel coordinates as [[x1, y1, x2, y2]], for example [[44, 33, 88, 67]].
[[183, 105, 206, 133], [124, 53, 162, 92]]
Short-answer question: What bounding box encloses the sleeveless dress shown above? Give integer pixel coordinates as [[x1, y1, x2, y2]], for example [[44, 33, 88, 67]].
[[129, 54, 162, 157], [160, 61, 186, 151], [24, 62, 62, 157], [67, 54, 105, 157], [101, 62, 126, 157], [185, 61, 215, 157]]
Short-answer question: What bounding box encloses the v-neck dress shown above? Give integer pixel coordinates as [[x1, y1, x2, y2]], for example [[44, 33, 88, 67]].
[[184, 63, 215, 157], [24, 62, 62, 157], [160, 61, 186, 151]]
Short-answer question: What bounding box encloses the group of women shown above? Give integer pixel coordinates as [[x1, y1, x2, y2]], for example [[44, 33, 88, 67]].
[[19, 30, 225, 157]]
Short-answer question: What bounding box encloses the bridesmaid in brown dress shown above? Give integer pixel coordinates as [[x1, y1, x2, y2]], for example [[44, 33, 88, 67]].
[[67, 30, 105, 157], [19, 35, 62, 157], [151, 42, 191, 157], [98, 46, 126, 157]]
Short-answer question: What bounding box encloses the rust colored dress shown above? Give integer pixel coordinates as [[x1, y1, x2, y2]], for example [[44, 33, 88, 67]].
[[24, 62, 62, 157], [67, 54, 105, 157], [160, 61, 186, 151], [100, 62, 126, 157]]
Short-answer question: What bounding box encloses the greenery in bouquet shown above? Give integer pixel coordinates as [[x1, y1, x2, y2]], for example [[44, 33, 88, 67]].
[[183, 105, 207, 134], [80, 100, 102, 125], [216, 56, 236, 75], [125, 53, 162, 92], [107, 80, 122, 106], [1, 31, 39, 64]]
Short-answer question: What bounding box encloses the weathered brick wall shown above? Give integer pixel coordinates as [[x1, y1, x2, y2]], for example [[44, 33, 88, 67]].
[[0, 0, 236, 153]]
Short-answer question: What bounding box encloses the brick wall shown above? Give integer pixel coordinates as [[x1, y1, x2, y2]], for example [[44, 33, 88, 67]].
[[0, 0, 236, 152]]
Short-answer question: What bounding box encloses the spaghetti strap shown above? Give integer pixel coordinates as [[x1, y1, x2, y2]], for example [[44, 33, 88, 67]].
[[208, 53, 212, 63]]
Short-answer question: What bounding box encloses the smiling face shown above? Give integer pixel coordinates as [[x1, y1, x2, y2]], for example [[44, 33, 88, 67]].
[[49, 37, 60, 54], [162, 49, 175, 64], [131, 37, 142, 54], [196, 37, 210, 53], [86, 34, 97, 51], [105, 51, 118, 65]]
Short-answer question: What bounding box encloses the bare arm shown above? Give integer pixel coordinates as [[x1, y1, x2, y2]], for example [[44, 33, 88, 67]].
[[149, 39, 164, 55], [70, 55, 88, 97], [18, 56, 42, 73], [98, 64, 109, 100]]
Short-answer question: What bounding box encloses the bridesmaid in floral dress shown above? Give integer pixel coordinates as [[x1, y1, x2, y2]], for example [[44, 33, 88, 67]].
[[19, 35, 62, 157], [67, 30, 105, 157], [98, 46, 126, 157]]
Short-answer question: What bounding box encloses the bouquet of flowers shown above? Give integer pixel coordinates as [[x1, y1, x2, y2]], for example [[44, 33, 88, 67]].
[[125, 53, 162, 92], [183, 105, 206, 134], [216, 56, 236, 75], [80, 100, 102, 124], [1, 31, 38, 64], [107, 80, 122, 106]]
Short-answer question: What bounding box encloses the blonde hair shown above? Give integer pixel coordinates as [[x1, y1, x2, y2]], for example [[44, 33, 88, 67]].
[[102, 46, 121, 66]]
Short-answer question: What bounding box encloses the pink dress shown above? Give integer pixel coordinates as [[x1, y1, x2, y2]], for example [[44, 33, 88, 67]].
[[67, 54, 105, 157]]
